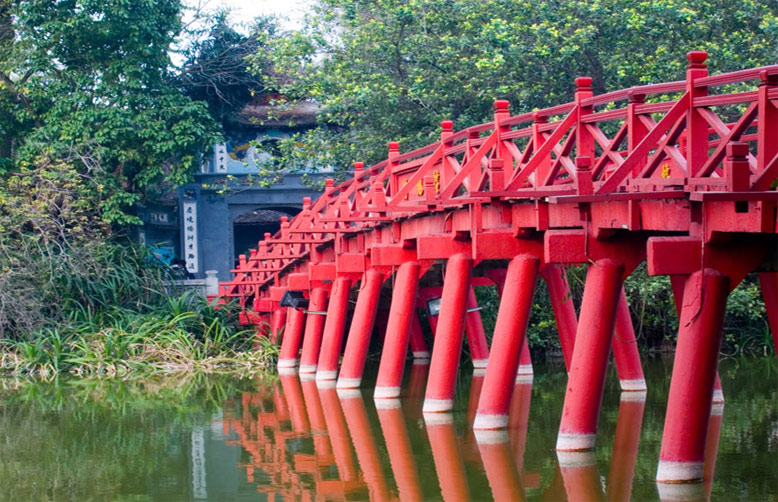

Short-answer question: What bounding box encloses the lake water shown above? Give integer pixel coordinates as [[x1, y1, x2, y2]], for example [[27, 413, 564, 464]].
[[0, 357, 776, 501]]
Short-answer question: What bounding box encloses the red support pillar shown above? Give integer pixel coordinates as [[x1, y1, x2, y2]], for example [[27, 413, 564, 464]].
[[374, 261, 421, 398], [670, 274, 724, 403], [299, 287, 329, 374], [269, 308, 287, 344], [558, 451, 604, 501], [278, 306, 306, 371], [657, 269, 729, 483], [474, 255, 539, 429], [465, 287, 490, 370], [517, 337, 533, 376], [612, 288, 647, 391], [758, 272, 778, 355], [316, 276, 352, 382], [423, 253, 472, 413], [409, 313, 431, 360], [337, 269, 384, 389], [541, 265, 578, 371], [557, 259, 624, 451]]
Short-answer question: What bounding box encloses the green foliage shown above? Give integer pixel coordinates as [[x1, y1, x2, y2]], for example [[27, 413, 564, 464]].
[[255, 0, 778, 173], [0, 0, 220, 224]]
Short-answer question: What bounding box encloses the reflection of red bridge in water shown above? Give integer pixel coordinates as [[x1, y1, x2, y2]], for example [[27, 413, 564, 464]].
[[221, 370, 722, 500], [218, 51, 778, 483]]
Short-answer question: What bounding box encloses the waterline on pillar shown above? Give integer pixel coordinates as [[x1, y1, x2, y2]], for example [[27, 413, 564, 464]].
[[278, 366, 298, 375], [336, 377, 362, 389], [373, 398, 402, 409], [299, 372, 315, 381], [373, 386, 401, 399], [712, 388, 725, 404], [422, 412, 454, 425], [298, 364, 317, 374], [422, 398, 454, 413], [315, 379, 336, 389], [472, 358, 489, 369], [620, 390, 647, 402], [656, 460, 705, 483], [474, 429, 510, 444], [656, 482, 706, 501], [620, 378, 647, 391], [556, 450, 597, 468], [515, 373, 534, 384], [413, 351, 431, 359], [412, 358, 430, 366], [711, 402, 724, 416], [336, 387, 362, 399], [517, 364, 534, 375], [555, 432, 596, 451], [473, 413, 509, 430], [315, 369, 338, 381], [277, 358, 298, 368], [473, 367, 486, 376]]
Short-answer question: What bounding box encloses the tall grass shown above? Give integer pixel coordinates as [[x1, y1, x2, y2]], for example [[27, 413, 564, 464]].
[[1, 241, 276, 377]]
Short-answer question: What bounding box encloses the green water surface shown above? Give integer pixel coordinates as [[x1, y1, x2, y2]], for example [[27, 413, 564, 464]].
[[0, 357, 776, 501]]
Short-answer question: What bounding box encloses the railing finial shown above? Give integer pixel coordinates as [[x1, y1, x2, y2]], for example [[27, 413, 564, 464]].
[[686, 50, 708, 68]]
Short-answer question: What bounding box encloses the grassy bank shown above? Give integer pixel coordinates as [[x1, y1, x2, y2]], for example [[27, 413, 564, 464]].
[[1, 241, 276, 377]]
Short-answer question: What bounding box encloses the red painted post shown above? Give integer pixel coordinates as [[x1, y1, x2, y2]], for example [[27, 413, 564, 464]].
[[541, 265, 578, 371], [703, 402, 724, 500], [409, 313, 431, 360], [316, 276, 352, 382], [465, 287, 490, 369], [758, 272, 778, 354], [557, 259, 624, 451], [269, 308, 287, 344], [670, 274, 725, 403], [299, 287, 329, 373], [517, 337, 533, 376], [612, 288, 647, 391], [423, 253, 473, 412], [279, 373, 310, 432], [657, 269, 729, 483], [508, 379, 533, 472], [474, 255, 540, 429], [374, 261, 421, 398], [337, 269, 384, 389], [278, 306, 306, 370], [317, 385, 360, 481]]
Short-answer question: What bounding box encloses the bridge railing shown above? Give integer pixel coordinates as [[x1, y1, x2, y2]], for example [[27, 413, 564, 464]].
[[219, 51, 778, 304]]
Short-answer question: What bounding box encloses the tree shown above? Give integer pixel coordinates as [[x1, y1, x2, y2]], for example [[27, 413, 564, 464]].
[[178, 13, 280, 129], [257, 0, 778, 173], [0, 0, 220, 225]]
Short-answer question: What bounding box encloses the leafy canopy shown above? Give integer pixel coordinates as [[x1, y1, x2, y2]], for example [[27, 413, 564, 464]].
[[257, 0, 778, 173], [0, 0, 220, 225]]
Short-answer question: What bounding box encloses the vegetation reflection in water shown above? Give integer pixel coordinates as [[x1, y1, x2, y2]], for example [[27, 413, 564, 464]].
[[0, 357, 776, 501]]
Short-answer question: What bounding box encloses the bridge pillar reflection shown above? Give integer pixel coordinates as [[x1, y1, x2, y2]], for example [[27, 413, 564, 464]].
[[316, 276, 352, 382], [374, 261, 421, 398], [423, 253, 472, 412], [299, 287, 329, 373], [338, 269, 385, 388]]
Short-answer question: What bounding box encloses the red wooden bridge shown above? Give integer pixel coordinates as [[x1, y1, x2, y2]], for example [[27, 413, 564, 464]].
[[217, 52, 778, 484]]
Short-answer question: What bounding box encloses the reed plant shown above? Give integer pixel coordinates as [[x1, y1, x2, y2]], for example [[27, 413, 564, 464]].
[[0, 240, 277, 377]]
